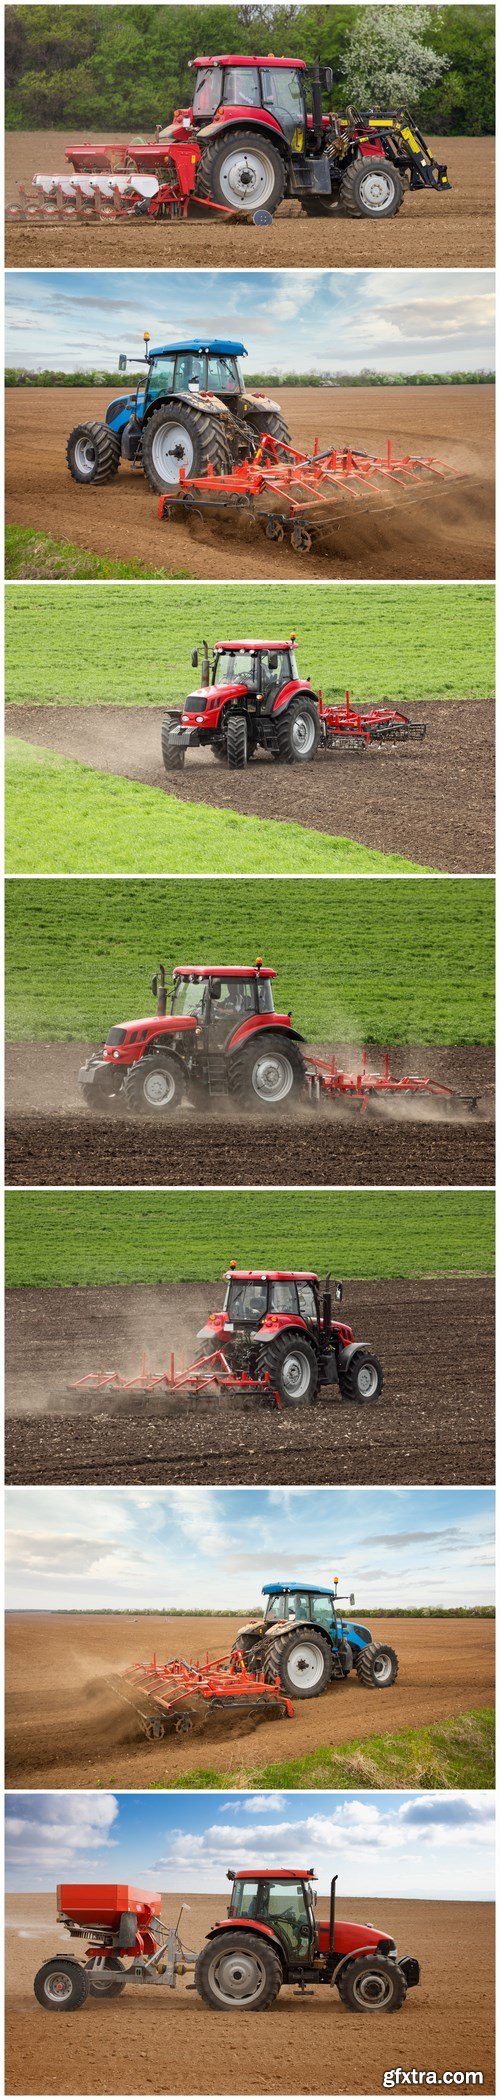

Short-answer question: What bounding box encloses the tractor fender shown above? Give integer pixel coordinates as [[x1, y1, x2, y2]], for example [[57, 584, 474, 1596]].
[[197, 111, 289, 152], [136, 1039, 188, 1071], [250, 1313, 313, 1341], [271, 682, 318, 716], [206, 1921, 287, 1969], [227, 1016, 306, 1054], [333, 1939, 394, 1985], [337, 1340, 371, 1372], [141, 389, 232, 425], [342, 1621, 373, 1651], [105, 399, 136, 434]]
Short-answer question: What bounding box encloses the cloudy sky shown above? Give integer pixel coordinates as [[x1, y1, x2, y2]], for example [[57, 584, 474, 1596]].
[[5, 268, 494, 375], [5, 1485, 494, 1612], [5, 1788, 494, 1900]]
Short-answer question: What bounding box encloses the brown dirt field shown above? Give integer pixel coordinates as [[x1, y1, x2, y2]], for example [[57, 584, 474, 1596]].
[[4, 1276, 495, 1489], [5, 1893, 495, 2097], [5, 385, 494, 582], [5, 1613, 495, 1791], [7, 696, 495, 874], [5, 131, 495, 271], [5, 1042, 495, 1188]]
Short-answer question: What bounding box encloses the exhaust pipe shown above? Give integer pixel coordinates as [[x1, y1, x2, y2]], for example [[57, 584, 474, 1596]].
[[202, 637, 210, 686], [322, 1272, 332, 1342], [329, 1873, 338, 1954], [151, 964, 167, 1016], [311, 56, 324, 150]]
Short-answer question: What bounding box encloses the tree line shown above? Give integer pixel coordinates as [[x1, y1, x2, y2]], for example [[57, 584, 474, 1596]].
[[5, 3, 495, 133], [5, 368, 495, 388]]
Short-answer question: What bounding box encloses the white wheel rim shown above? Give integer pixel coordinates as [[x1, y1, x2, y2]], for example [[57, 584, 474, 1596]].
[[209, 1948, 267, 2006], [372, 1651, 393, 1685], [252, 1052, 294, 1103], [74, 437, 97, 477], [151, 422, 194, 484], [359, 171, 395, 212], [281, 1351, 311, 1399], [357, 1361, 379, 1399], [352, 1967, 394, 2009], [286, 1642, 325, 1689], [143, 1067, 176, 1106], [218, 147, 277, 208], [43, 1971, 74, 2004], [291, 711, 316, 756]]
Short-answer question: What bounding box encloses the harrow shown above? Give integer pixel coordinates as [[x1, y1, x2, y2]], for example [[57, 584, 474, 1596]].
[[305, 1047, 479, 1115], [158, 435, 460, 552], [110, 1646, 294, 1737], [319, 690, 426, 748], [70, 1346, 283, 1406]]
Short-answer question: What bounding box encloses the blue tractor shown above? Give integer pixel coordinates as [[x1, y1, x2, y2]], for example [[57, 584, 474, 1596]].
[[233, 1579, 399, 1699], [66, 335, 291, 495]]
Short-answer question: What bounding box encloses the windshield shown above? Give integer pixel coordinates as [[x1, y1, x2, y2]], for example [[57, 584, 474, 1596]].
[[170, 978, 206, 1019], [265, 1589, 311, 1625], [227, 1279, 268, 1323], [214, 651, 257, 688], [206, 354, 241, 395], [192, 65, 223, 117]]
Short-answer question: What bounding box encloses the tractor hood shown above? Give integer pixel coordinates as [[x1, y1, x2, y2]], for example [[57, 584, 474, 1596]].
[[183, 681, 254, 712]]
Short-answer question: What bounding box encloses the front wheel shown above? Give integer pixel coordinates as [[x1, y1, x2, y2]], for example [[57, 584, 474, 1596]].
[[123, 1055, 184, 1116], [275, 698, 320, 764], [229, 1033, 306, 1114], [198, 131, 285, 215], [338, 1953, 406, 2012], [339, 1349, 383, 1404], [86, 1957, 127, 1998], [34, 1960, 90, 2012], [79, 1067, 123, 1115], [66, 421, 121, 485], [356, 1641, 399, 1689], [227, 715, 247, 769], [161, 711, 185, 771], [340, 158, 404, 219], [195, 1932, 282, 2011]]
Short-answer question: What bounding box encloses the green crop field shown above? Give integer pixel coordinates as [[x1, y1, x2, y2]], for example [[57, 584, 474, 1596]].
[[5, 741, 424, 879], [5, 876, 494, 1044], [5, 1189, 494, 1289], [5, 583, 494, 707]]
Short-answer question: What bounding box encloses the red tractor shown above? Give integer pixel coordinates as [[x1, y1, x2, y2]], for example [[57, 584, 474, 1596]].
[[197, 1263, 383, 1406], [162, 634, 425, 771], [33, 1873, 420, 2015], [79, 959, 308, 1117], [21, 54, 450, 224]]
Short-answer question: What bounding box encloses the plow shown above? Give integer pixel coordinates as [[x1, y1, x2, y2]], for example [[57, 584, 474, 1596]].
[[158, 434, 459, 554], [109, 1646, 294, 1738]]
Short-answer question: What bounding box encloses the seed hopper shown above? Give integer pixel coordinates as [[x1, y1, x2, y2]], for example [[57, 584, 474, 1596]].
[[157, 434, 460, 553]]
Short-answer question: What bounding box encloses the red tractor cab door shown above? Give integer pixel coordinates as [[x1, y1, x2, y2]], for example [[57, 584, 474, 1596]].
[[229, 1877, 315, 1963], [257, 647, 292, 712], [258, 65, 307, 145], [203, 974, 259, 1049]]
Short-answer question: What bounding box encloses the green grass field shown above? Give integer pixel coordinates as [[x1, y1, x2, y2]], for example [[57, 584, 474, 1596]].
[[4, 525, 180, 582], [5, 876, 494, 1044], [5, 740, 424, 878], [5, 582, 494, 706], [6, 1189, 493, 1289], [166, 1709, 494, 1793]]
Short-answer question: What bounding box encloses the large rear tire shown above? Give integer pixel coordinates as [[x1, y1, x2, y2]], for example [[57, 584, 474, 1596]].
[[355, 1641, 399, 1689], [275, 697, 320, 763], [161, 711, 185, 771], [245, 408, 291, 455], [195, 1932, 282, 2011], [258, 1331, 319, 1407], [66, 421, 121, 485], [340, 158, 404, 218], [197, 131, 285, 215], [141, 403, 231, 494], [266, 1627, 333, 1698], [34, 1959, 90, 2012], [228, 1032, 306, 1113], [123, 1055, 184, 1116], [338, 1953, 406, 2012]]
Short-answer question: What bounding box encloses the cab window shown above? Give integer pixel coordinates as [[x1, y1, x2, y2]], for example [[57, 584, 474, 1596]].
[[209, 978, 256, 1026], [192, 65, 223, 118], [269, 1281, 298, 1315], [260, 67, 304, 138], [228, 1279, 268, 1323], [297, 1284, 318, 1321], [256, 980, 274, 1014], [260, 1881, 310, 1957], [260, 650, 289, 700], [206, 354, 240, 394], [230, 1879, 260, 1918], [309, 1594, 335, 1628], [223, 66, 261, 107], [146, 354, 176, 399], [175, 352, 203, 394], [171, 979, 206, 1019], [214, 651, 256, 687]]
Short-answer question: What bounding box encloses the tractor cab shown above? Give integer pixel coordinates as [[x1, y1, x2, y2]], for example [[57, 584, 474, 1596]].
[[227, 1869, 316, 1962], [223, 1268, 321, 1330], [139, 339, 246, 418], [189, 55, 310, 148], [170, 963, 277, 1044], [262, 1580, 357, 1643]]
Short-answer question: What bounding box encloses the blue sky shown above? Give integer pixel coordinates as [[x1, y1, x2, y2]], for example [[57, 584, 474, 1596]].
[[5, 1789, 494, 1900], [5, 269, 494, 375], [5, 1486, 494, 1611]]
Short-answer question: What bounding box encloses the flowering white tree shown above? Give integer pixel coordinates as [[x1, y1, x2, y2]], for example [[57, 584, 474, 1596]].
[[340, 7, 448, 106]]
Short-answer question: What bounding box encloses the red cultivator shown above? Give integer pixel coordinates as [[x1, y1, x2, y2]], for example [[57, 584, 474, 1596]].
[[305, 1047, 477, 1114], [70, 1346, 282, 1407], [112, 1647, 294, 1737], [318, 690, 425, 748], [158, 435, 459, 552]]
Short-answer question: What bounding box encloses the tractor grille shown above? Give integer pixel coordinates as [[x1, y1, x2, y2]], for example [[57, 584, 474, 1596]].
[[184, 692, 211, 712]]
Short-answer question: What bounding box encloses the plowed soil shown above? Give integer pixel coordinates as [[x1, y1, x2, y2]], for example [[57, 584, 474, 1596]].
[[7, 697, 495, 874], [5, 385, 494, 582], [5, 1042, 494, 1187], [5, 1276, 495, 1488], [5, 1892, 495, 2097], [5, 131, 495, 271], [5, 1613, 495, 1790]]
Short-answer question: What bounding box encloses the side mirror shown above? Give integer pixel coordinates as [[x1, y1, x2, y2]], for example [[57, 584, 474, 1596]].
[[118, 354, 127, 373], [151, 973, 158, 997], [268, 651, 278, 670], [350, 1593, 355, 1607], [191, 648, 199, 668], [335, 1281, 343, 1302], [325, 66, 333, 93], [209, 979, 222, 1001]]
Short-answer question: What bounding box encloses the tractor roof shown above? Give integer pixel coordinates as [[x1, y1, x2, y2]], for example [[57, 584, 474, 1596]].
[[262, 1583, 335, 1597], [192, 54, 307, 71], [231, 1868, 316, 1881], [226, 1269, 318, 1283], [151, 339, 247, 358], [173, 965, 276, 980], [215, 639, 296, 652]]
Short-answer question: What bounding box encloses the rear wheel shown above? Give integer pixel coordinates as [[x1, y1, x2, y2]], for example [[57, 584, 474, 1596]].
[[198, 131, 285, 215], [259, 1331, 319, 1406], [245, 408, 291, 455], [86, 1957, 127, 1998], [141, 403, 231, 494], [340, 158, 404, 218], [34, 1960, 90, 2012], [338, 1349, 383, 1403], [229, 1032, 306, 1113], [275, 698, 320, 763], [161, 711, 185, 771], [123, 1055, 184, 1116], [66, 421, 121, 485], [267, 1627, 333, 1698], [195, 1932, 282, 2011], [338, 1953, 406, 2012], [356, 1641, 399, 1689], [227, 715, 248, 769]]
